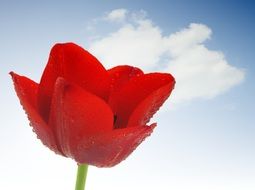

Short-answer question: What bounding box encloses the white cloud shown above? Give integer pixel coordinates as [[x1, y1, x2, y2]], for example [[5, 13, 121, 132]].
[[90, 19, 163, 70], [88, 9, 245, 104], [165, 24, 245, 103], [104, 9, 128, 22], [168, 45, 245, 103]]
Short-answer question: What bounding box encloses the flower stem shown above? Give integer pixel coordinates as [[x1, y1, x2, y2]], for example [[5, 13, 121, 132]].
[[75, 164, 88, 190]]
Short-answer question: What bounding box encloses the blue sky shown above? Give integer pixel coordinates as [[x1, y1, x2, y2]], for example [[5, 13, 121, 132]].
[[1, 1, 255, 190]]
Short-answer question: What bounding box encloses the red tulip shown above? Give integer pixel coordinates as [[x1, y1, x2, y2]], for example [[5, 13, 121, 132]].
[[10, 43, 175, 167]]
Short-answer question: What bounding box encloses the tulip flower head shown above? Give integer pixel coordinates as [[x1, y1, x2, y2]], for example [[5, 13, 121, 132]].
[[10, 43, 175, 167]]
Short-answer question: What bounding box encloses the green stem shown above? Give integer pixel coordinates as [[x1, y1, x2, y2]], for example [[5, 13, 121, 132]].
[[75, 164, 88, 190]]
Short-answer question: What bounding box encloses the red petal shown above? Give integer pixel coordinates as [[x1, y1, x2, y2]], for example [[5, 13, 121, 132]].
[[38, 43, 110, 121], [127, 81, 174, 127], [109, 73, 175, 128], [108, 65, 143, 93], [48, 78, 113, 158], [75, 124, 156, 167], [10, 72, 62, 155]]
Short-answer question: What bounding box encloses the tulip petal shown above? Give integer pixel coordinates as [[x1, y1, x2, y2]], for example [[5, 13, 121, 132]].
[[108, 65, 143, 93], [109, 73, 175, 128], [127, 82, 174, 127], [38, 43, 110, 121], [75, 123, 156, 167], [48, 78, 114, 157], [10, 72, 62, 155]]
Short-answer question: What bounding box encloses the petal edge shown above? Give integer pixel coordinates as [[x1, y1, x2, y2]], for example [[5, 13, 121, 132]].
[[75, 124, 156, 167], [10, 72, 62, 155]]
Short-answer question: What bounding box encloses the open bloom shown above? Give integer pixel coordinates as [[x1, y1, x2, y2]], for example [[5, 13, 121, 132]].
[[10, 43, 175, 167]]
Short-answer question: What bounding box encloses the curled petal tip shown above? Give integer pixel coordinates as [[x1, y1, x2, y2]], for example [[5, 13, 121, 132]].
[[9, 71, 16, 79], [150, 123, 157, 129]]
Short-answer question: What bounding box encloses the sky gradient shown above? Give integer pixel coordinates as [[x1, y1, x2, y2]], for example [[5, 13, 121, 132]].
[[0, 1, 255, 190]]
